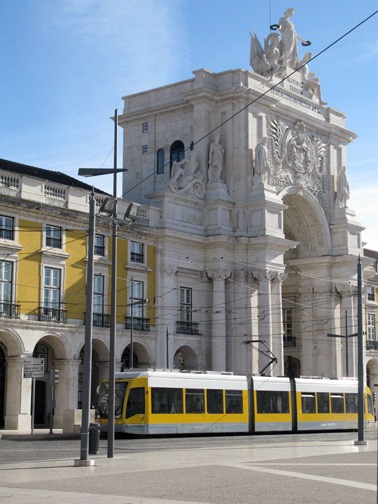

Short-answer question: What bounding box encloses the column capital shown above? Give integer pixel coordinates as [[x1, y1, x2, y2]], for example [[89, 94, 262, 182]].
[[207, 269, 232, 282], [253, 270, 277, 283], [334, 282, 357, 297], [233, 269, 249, 283], [163, 264, 177, 276], [273, 272, 288, 284]]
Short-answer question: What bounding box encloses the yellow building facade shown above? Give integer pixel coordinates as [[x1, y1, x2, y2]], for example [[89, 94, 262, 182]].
[[0, 159, 156, 431]]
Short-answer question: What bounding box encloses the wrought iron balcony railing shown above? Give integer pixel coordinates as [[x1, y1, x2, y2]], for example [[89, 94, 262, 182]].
[[366, 340, 378, 351], [125, 317, 150, 332], [0, 302, 20, 319], [91, 313, 111, 327], [176, 321, 200, 335], [283, 336, 296, 347], [38, 306, 67, 323]]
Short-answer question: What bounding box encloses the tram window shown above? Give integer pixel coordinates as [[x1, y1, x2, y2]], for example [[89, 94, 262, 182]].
[[256, 391, 289, 414], [151, 387, 183, 414], [330, 394, 344, 414], [115, 382, 128, 417], [345, 393, 358, 413], [186, 389, 204, 413], [207, 389, 224, 414], [301, 393, 316, 414], [97, 382, 127, 419], [97, 383, 110, 418], [126, 387, 145, 418], [317, 392, 330, 413], [226, 390, 243, 414]]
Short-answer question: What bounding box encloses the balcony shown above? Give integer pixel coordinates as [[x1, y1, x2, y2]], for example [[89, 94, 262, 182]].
[[125, 317, 150, 332], [366, 340, 378, 351], [92, 313, 110, 327], [0, 302, 20, 319], [38, 306, 67, 323], [176, 321, 200, 335], [284, 336, 296, 347]]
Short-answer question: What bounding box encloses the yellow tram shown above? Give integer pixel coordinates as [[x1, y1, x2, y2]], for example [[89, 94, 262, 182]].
[[96, 370, 375, 436]]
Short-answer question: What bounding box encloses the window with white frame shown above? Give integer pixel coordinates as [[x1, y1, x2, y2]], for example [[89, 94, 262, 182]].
[[93, 274, 105, 324], [0, 261, 13, 313], [0, 215, 14, 240], [130, 279, 145, 319], [283, 308, 294, 346], [130, 241, 144, 263], [43, 267, 61, 308], [367, 285, 376, 302], [46, 224, 62, 248], [94, 234, 105, 256], [179, 287, 192, 323], [368, 313, 376, 341]]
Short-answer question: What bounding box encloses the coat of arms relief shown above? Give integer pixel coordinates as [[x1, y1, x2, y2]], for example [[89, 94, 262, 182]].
[[253, 118, 328, 211]]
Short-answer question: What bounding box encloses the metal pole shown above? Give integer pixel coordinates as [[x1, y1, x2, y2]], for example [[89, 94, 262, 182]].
[[130, 277, 134, 369], [357, 255, 365, 443], [108, 109, 118, 458], [345, 310, 349, 377], [80, 188, 95, 461], [166, 328, 169, 368], [31, 377, 35, 435], [49, 380, 54, 435]]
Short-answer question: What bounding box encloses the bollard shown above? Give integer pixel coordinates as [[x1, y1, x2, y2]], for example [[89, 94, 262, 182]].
[[88, 422, 100, 455]]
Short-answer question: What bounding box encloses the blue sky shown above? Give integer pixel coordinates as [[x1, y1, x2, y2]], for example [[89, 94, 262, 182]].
[[1, 1, 378, 249]]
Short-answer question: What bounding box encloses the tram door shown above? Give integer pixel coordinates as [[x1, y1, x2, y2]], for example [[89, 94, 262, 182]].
[[0, 347, 5, 428], [34, 380, 46, 426]]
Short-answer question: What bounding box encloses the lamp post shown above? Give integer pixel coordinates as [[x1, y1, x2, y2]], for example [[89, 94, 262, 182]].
[[78, 109, 126, 459], [74, 188, 95, 467], [355, 255, 366, 445]]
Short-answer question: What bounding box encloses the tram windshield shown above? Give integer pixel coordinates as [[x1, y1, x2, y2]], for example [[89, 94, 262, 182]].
[[96, 381, 128, 418]]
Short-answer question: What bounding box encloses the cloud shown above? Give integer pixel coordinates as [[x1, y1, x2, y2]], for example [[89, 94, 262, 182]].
[[41, 0, 191, 92], [349, 183, 378, 250]]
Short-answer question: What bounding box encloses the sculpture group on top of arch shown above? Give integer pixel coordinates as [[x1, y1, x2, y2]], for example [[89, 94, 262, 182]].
[[250, 7, 326, 105]]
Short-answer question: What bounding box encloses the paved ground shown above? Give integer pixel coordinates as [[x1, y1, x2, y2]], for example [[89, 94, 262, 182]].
[[0, 430, 377, 504]]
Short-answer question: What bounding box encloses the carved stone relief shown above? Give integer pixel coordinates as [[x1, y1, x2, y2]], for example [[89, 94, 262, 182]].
[[253, 118, 327, 211], [168, 150, 205, 199]]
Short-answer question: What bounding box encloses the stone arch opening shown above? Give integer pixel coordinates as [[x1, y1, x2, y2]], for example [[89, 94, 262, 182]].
[[170, 140, 185, 177], [121, 342, 151, 370], [0, 344, 5, 428], [174, 345, 197, 371], [281, 189, 332, 378]]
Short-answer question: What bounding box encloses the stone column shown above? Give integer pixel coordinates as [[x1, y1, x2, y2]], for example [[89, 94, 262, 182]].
[[208, 269, 231, 371], [157, 264, 177, 368], [232, 270, 251, 373], [4, 357, 32, 431], [256, 271, 276, 375], [339, 286, 357, 377], [249, 272, 260, 374], [53, 359, 81, 429], [271, 273, 287, 376]]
